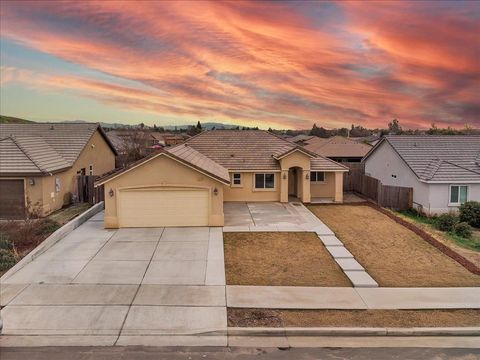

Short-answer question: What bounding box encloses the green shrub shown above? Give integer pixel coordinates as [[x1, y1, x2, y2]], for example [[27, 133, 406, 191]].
[[454, 222, 473, 239], [459, 201, 480, 228], [0, 249, 17, 271], [34, 219, 61, 236], [435, 213, 458, 232], [0, 232, 13, 250]]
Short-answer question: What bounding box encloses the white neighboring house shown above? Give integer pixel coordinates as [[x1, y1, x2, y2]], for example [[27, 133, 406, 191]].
[[363, 135, 480, 215]]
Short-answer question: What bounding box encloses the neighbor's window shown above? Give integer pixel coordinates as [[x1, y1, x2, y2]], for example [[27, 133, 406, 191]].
[[255, 173, 275, 189], [55, 177, 61, 193], [232, 173, 242, 186], [450, 185, 468, 205], [89, 164, 93, 175], [310, 171, 325, 182]]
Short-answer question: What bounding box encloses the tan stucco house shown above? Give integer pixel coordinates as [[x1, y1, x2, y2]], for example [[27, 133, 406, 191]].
[[97, 130, 347, 228], [0, 123, 117, 219]]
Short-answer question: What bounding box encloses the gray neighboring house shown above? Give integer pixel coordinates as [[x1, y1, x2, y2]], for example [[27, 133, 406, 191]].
[[363, 135, 480, 215]]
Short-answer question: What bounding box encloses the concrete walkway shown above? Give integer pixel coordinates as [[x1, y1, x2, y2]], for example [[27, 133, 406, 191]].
[[224, 202, 378, 287], [0, 213, 227, 347], [226, 286, 480, 309]]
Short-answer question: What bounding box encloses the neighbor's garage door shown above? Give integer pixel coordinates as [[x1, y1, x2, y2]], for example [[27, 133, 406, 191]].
[[118, 188, 209, 227], [0, 179, 26, 219]]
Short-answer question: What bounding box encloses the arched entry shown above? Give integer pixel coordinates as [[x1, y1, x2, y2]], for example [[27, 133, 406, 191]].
[[288, 166, 303, 201]]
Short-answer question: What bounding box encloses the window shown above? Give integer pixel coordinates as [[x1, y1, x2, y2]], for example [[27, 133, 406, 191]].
[[55, 177, 61, 193], [450, 185, 468, 205], [232, 173, 242, 186], [89, 165, 93, 175], [255, 173, 275, 189], [310, 171, 325, 182]]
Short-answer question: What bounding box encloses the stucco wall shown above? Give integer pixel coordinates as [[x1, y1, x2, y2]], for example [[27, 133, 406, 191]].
[[310, 172, 335, 198], [428, 183, 480, 214], [223, 172, 281, 202], [103, 154, 224, 228], [24, 130, 116, 216], [364, 141, 430, 212]]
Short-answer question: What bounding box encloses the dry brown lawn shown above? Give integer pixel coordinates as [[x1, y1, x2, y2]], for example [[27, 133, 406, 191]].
[[308, 205, 480, 287], [228, 308, 480, 327], [223, 232, 351, 287]]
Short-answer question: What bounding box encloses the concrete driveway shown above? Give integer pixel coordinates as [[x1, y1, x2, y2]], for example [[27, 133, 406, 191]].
[[0, 212, 227, 347], [223, 202, 332, 233]]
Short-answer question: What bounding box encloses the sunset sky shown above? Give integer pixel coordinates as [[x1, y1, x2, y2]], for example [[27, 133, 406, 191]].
[[1, 1, 479, 130]]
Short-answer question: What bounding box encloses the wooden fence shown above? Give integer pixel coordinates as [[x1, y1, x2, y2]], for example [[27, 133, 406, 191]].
[[344, 164, 413, 210], [76, 175, 104, 204]]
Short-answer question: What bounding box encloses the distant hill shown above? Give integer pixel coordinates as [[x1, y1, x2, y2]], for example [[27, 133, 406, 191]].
[[0, 115, 35, 124]]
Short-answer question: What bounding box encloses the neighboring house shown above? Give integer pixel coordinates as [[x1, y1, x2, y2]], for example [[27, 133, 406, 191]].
[[299, 136, 372, 163], [151, 133, 189, 147], [363, 135, 480, 215], [96, 130, 348, 228], [289, 134, 314, 144], [0, 123, 117, 219]]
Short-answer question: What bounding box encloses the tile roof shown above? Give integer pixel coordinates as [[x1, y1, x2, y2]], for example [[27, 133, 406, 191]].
[[0, 123, 116, 176], [185, 130, 346, 171], [96, 145, 230, 185], [303, 136, 372, 158], [167, 144, 230, 183], [369, 135, 480, 182]]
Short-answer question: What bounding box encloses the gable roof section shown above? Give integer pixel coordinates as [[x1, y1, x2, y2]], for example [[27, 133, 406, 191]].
[[185, 130, 346, 171], [95, 144, 230, 186], [364, 135, 480, 182], [303, 136, 372, 158], [0, 123, 117, 168]]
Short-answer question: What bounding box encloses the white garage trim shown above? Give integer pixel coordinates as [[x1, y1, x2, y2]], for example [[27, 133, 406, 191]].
[[117, 185, 211, 228]]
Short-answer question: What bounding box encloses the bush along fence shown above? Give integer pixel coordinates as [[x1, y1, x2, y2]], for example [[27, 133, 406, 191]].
[[344, 165, 413, 210], [76, 175, 104, 204]]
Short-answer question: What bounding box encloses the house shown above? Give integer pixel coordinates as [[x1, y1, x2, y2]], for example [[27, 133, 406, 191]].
[[151, 132, 189, 147], [299, 136, 372, 163], [96, 130, 348, 228], [288, 134, 314, 144], [363, 135, 480, 215], [0, 123, 117, 219]]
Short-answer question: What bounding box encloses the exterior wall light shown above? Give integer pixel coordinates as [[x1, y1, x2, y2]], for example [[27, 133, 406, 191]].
[[282, 173, 287, 180], [213, 187, 218, 196], [29, 178, 35, 186], [109, 188, 114, 197], [306, 173, 310, 180]]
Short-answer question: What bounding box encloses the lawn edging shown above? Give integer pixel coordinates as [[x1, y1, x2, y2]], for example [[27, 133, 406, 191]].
[[367, 203, 480, 275], [0, 202, 104, 282], [228, 326, 480, 337]]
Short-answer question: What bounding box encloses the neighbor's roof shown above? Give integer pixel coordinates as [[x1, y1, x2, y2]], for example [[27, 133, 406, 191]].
[[0, 123, 117, 176], [289, 134, 314, 143], [303, 136, 372, 158], [365, 135, 480, 182], [96, 144, 230, 186], [185, 130, 347, 171]]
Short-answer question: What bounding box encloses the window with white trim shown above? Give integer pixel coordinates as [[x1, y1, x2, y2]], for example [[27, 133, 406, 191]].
[[255, 173, 275, 189], [89, 164, 93, 175], [310, 171, 325, 182], [449, 185, 468, 205], [232, 173, 242, 186]]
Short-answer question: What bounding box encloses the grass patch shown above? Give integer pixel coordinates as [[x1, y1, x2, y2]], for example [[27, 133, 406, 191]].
[[307, 205, 480, 287], [224, 232, 351, 287], [398, 209, 480, 252], [228, 308, 480, 328]]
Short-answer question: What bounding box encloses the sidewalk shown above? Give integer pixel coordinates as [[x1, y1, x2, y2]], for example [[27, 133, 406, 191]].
[[226, 286, 480, 309]]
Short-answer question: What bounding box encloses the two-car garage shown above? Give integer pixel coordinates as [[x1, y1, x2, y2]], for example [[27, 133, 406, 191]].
[[117, 187, 210, 227], [97, 148, 229, 228], [0, 179, 25, 219]]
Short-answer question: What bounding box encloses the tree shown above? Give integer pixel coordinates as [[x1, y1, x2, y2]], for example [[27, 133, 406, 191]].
[[387, 119, 402, 134], [310, 123, 329, 138], [196, 121, 202, 130]]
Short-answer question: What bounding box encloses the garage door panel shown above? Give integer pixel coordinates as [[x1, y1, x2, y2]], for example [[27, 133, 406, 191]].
[[0, 180, 26, 219], [118, 188, 209, 227]]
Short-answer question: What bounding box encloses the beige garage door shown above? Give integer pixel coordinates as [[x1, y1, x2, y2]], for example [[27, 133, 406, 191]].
[[118, 188, 209, 227]]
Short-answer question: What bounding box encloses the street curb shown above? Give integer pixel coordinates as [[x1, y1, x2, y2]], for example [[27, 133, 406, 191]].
[[228, 327, 480, 337], [0, 202, 104, 282]]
